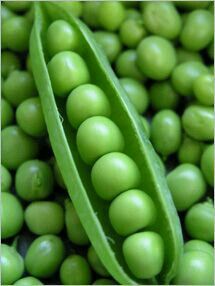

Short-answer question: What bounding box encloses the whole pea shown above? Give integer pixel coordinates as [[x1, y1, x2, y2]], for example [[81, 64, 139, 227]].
[[178, 135, 203, 164], [14, 276, 43, 285], [56, 2, 83, 17], [82, 2, 101, 28], [200, 144, 214, 187], [184, 240, 214, 256], [1, 165, 12, 192], [87, 245, 109, 277], [1, 98, 14, 129], [193, 74, 214, 106]]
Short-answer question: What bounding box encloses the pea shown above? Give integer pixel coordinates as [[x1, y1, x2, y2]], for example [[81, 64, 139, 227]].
[[93, 279, 116, 285], [48, 51, 90, 97], [175, 1, 210, 10], [60, 255, 92, 285], [3, 70, 37, 107], [184, 240, 214, 256], [180, 10, 213, 51], [25, 201, 64, 235], [1, 5, 15, 23], [140, 116, 150, 138], [14, 276, 43, 285], [94, 31, 122, 63], [1, 244, 24, 285], [77, 116, 124, 165], [125, 9, 142, 20], [98, 2, 125, 32], [200, 144, 214, 187], [2, 16, 31, 52], [25, 235, 65, 278], [167, 163, 206, 211], [143, 2, 182, 39], [66, 84, 111, 129], [1, 98, 14, 129], [56, 1, 83, 17], [176, 47, 203, 64], [53, 159, 66, 189], [65, 199, 89, 245], [182, 105, 214, 141], [46, 20, 80, 57], [171, 61, 209, 96], [82, 2, 101, 28], [123, 231, 164, 279], [193, 74, 214, 106], [137, 36, 177, 80], [151, 110, 181, 157], [109, 189, 156, 236], [4, 1, 32, 12], [149, 81, 179, 111], [173, 251, 214, 285], [1, 192, 24, 239], [1, 165, 12, 193], [1, 126, 39, 170], [115, 50, 142, 81], [119, 78, 149, 114], [1, 51, 21, 78], [185, 201, 214, 242], [87, 245, 109, 277], [178, 135, 203, 164], [91, 152, 141, 200]]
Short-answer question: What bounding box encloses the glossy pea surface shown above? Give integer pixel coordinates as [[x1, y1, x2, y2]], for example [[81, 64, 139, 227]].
[[14, 276, 43, 285], [1, 165, 12, 192], [200, 144, 214, 187], [1, 98, 14, 129], [178, 136, 203, 164], [193, 74, 214, 106], [184, 240, 214, 256]]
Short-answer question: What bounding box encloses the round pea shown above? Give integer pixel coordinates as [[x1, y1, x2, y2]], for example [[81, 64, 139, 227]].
[[4, 1, 31, 12], [60, 255, 92, 285], [200, 144, 214, 187], [151, 110, 181, 157], [25, 201, 64, 235], [185, 201, 214, 242], [82, 2, 101, 28], [184, 240, 214, 256], [1, 193, 24, 239], [137, 36, 177, 80], [123, 231, 164, 279], [167, 163, 206, 211], [109, 189, 156, 236], [65, 199, 89, 245], [1, 98, 14, 129], [1, 126, 39, 170], [193, 74, 214, 106], [182, 105, 214, 141], [176, 47, 203, 64], [1, 165, 12, 192], [140, 116, 150, 138], [178, 135, 203, 164], [66, 84, 111, 129], [91, 152, 141, 200], [14, 277, 43, 285], [57, 2, 83, 17], [93, 279, 116, 285], [48, 51, 90, 97], [143, 2, 182, 39], [25, 235, 65, 278], [180, 10, 213, 51], [1, 6, 15, 23], [46, 20, 79, 57], [1, 244, 24, 285], [77, 116, 124, 165], [120, 78, 149, 114], [87, 245, 109, 277], [1, 51, 21, 78], [15, 160, 54, 201], [171, 61, 209, 96]]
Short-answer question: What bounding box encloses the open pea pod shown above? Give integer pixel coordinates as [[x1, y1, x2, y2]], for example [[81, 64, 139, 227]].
[[30, 2, 183, 285]]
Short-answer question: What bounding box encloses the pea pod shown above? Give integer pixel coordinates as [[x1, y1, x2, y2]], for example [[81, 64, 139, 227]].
[[30, 2, 183, 284]]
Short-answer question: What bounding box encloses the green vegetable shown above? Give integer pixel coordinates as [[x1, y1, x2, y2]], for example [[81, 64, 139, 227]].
[[14, 277, 43, 285], [178, 135, 203, 164], [93, 278, 116, 285], [4, 1, 32, 12], [200, 144, 214, 187], [1, 51, 21, 78], [82, 1, 101, 28], [176, 47, 203, 63], [1, 164, 12, 192], [87, 245, 109, 276], [193, 74, 214, 106], [184, 239, 214, 256], [1, 98, 14, 129]]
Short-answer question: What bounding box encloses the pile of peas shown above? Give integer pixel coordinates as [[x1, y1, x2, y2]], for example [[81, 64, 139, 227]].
[[1, 1, 214, 285]]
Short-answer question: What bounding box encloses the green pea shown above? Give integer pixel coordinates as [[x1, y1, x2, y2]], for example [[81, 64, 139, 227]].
[[1, 126, 39, 170], [200, 144, 214, 187], [137, 36, 177, 80], [180, 10, 213, 51], [193, 74, 214, 106], [176, 47, 203, 64], [123, 231, 164, 279], [91, 152, 141, 201], [2, 16, 31, 52], [149, 81, 179, 111], [3, 70, 37, 107], [98, 2, 125, 32], [82, 2, 101, 28], [56, 1, 83, 17], [140, 116, 150, 138], [66, 84, 111, 129], [109, 189, 156, 236], [1, 164, 12, 193], [173, 251, 214, 285], [171, 61, 209, 96], [94, 31, 122, 63], [185, 201, 214, 242], [125, 9, 142, 20], [77, 116, 124, 165], [53, 159, 66, 189], [93, 279, 116, 285], [15, 160, 54, 201], [151, 110, 181, 157], [175, 1, 210, 10], [167, 163, 206, 211], [120, 78, 149, 114], [87, 245, 109, 277], [1, 193, 24, 239], [14, 276, 43, 285], [184, 240, 214, 256], [1, 244, 24, 285], [4, 1, 32, 12], [65, 199, 89, 245], [1, 98, 14, 129], [115, 50, 142, 81], [1, 51, 21, 78], [143, 2, 182, 39], [25, 201, 64, 235], [46, 20, 80, 57], [25, 235, 65, 278], [1, 5, 15, 23], [178, 135, 203, 164], [182, 105, 214, 141], [48, 51, 90, 97], [60, 255, 92, 285]]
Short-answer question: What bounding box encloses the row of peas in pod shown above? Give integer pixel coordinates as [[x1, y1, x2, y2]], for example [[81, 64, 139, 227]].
[[46, 17, 164, 280]]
